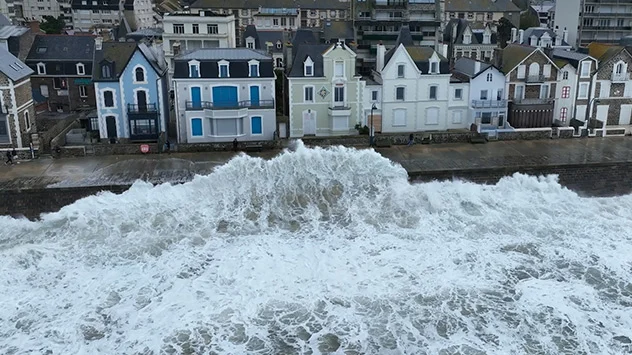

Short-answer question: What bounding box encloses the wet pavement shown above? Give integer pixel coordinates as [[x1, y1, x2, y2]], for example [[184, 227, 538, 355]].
[[0, 137, 631, 189]]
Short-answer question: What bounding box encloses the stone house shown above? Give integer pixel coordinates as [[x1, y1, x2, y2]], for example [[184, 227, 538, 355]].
[[494, 44, 560, 128], [443, 19, 498, 65], [587, 43, 632, 127], [0, 46, 37, 149], [25, 35, 96, 113]]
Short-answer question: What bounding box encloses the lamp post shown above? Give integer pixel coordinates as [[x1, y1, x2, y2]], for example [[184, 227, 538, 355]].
[[369, 103, 377, 147]]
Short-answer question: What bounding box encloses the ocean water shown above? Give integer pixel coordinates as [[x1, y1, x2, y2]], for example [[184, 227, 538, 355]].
[[1, 142, 632, 355]]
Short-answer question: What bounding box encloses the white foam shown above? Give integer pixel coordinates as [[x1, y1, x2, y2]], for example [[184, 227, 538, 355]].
[[1, 141, 632, 354]]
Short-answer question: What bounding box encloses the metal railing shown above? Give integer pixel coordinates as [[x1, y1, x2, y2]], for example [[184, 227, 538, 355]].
[[525, 74, 546, 83], [127, 103, 158, 113], [512, 98, 555, 105], [471, 99, 507, 108], [185, 99, 274, 110]]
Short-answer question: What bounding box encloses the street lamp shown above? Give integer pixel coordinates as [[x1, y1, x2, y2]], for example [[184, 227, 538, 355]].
[[369, 103, 377, 147]]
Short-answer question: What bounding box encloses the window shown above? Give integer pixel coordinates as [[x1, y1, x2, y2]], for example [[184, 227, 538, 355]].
[[429, 85, 438, 100], [276, 58, 283, 68], [53, 78, 67, 89], [37, 63, 45, 74], [191, 118, 203, 136], [543, 64, 551, 78], [454, 88, 462, 100], [483, 33, 491, 44], [76, 63, 85, 75], [563, 71, 569, 80], [426, 107, 439, 125], [207, 24, 218, 34], [393, 109, 406, 126], [486, 73, 493, 82], [276, 41, 282, 49], [540, 84, 549, 99], [173, 24, 184, 34], [273, 18, 279, 26], [430, 62, 439, 74], [249, 63, 259, 77], [580, 62, 591, 78], [135, 67, 145, 82], [515, 85, 524, 100], [578, 83, 589, 98], [281, 18, 287, 26], [103, 91, 114, 107], [396, 87, 405, 101], [101, 64, 111, 78], [463, 34, 471, 44], [615, 62, 624, 74], [79, 85, 88, 98], [251, 116, 262, 135], [480, 89, 488, 100], [397, 64, 405, 78], [40, 85, 49, 97], [219, 63, 229, 78], [517, 65, 526, 79], [334, 61, 344, 77], [246, 39, 254, 49], [561, 86, 570, 98], [334, 86, 344, 104], [189, 61, 200, 78], [25, 111, 30, 131], [192, 24, 199, 34], [496, 89, 503, 100], [304, 58, 314, 76], [481, 112, 492, 124], [304, 86, 314, 102], [467, 12, 473, 19], [560, 107, 568, 122], [371, 90, 378, 101], [290, 18, 295, 26], [452, 110, 463, 124]]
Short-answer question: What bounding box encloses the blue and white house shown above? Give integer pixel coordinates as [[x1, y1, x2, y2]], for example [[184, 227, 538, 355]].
[[172, 48, 276, 143], [92, 38, 169, 142]]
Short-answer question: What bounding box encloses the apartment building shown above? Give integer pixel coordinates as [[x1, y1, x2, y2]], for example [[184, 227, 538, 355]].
[[123, 0, 157, 30], [162, 11, 236, 78], [0, 0, 72, 24], [445, 0, 520, 29], [71, 0, 119, 31], [554, 0, 632, 47]]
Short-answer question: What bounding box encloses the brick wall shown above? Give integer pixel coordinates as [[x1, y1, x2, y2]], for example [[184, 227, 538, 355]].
[[0, 74, 37, 149], [30, 77, 96, 112]]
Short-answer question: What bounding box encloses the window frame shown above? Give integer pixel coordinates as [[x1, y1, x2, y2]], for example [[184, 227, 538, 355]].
[[561, 86, 570, 99], [102, 90, 115, 108], [188, 60, 200, 78], [76, 63, 85, 75], [37, 62, 46, 75], [303, 85, 314, 103], [429, 85, 438, 100], [397, 64, 405, 78], [396, 86, 405, 101], [79, 85, 88, 98], [454, 88, 462, 100]]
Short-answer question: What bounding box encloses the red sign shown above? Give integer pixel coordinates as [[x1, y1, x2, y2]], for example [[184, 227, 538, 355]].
[[140, 144, 150, 153]]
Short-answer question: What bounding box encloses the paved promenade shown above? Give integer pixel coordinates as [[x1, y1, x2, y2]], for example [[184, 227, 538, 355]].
[[0, 137, 631, 190]]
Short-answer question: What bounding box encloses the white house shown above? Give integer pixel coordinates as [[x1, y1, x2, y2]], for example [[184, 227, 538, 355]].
[[360, 77, 383, 133], [453, 57, 508, 131], [551, 49, 598, 125]]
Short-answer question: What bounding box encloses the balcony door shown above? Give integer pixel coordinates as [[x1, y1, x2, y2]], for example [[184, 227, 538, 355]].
[[136, 91, 147, 112], [250, 86, 260, 106], [190, 87, 201, 109], [213, 86, 238, 108]]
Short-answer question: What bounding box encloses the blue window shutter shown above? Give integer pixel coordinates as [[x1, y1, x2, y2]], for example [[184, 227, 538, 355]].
[[191, 118, 203, 136], [212, 86, 238, 107], [251, 116, 262, 134]]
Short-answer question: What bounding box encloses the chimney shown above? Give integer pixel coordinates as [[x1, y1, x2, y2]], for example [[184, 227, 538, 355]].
[[511, 28, 517, 43], [563, 27, 568, 43], [493, 47, 503, 69], [530, 36, 537, 47], [518, 29, 524, 44], [474, 60, 481, 74], [555, 27, 562, 46], [452, 22, 457, 40], [285, 43, 293, 72], [95, 37, 103, 51], [376, 41, 386, 73], [441, 43, 448, 59]]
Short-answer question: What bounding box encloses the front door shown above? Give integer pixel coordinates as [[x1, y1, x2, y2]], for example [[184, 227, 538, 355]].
[[106, 116, 117, 139], [250, 86, 260, 107], [191, 87, 201, 109], [137, 91, 147, 112], [303, 111, 316, 135]]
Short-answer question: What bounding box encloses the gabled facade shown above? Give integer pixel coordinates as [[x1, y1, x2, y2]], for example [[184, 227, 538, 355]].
[[587, 43, 632, 127], [172, 48, 276, 143], [511, 27, 572, 50], [443, 19, 497, 65], [287, 42, 361, 137], [453, 57, 507, 131], [92, 39, 169, 143], [0, 46, 37, 149], [495, 44, 559, 128], [25, 34, 96, 113]]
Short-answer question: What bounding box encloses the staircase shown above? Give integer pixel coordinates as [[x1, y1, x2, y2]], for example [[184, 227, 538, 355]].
[[84, 145, 95, 156]]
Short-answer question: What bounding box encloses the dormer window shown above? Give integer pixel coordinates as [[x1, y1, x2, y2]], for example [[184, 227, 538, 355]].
[[188, 60, 200, 78], [218, 60, 229, 78], [483, 33, 491, 44], [304, 56, 314, 76], [276, 41, 282, 49], [463, 33, 471, 44], [249, 60, 259, 77], [615, 62, 625, 74], [76, 63, 85, 75], [430, 61, 439, 74], [134, 67, 145, 82], [101, 63, 111, 78], [36, 62, 46, 75], [246, 37, 255, 49]]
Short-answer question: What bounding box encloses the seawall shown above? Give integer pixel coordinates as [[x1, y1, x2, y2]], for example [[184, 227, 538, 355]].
[[2, 161, 631, 220]]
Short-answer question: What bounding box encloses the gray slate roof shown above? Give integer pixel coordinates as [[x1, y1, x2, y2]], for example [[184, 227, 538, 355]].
[[0, 14, 10, 26], [93, 41, 166, 81], [190, 0, 349, 10], [521, 27, 570, 46], [26, 35, 95, 62], [178, 48, 271, 61], [323, 20, 354, 42], [446, 0, 520, 12], [258, 31, 284, 53], [288, 44, 331, 77], [0, 47, 33, 81], [0, 24, 29, 40], [453, 57, 492, 77]]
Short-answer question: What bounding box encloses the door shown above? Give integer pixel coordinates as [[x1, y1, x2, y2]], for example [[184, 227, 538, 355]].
[[303, 111, 316, 135], [619, 104, 632, 125], [250, 86, 260, 107], [137, 91, 147, 112], [279, 122, 287, 138], [212, 86, 238, 107], [190, 87, 201, 109], [106, 116, 117, 139]]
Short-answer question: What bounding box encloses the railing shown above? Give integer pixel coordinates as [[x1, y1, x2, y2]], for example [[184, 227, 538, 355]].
[[185, 99, 274, 110], [512, 98, 555, 105], [525, 74, 546, 83], [471, 100, 507, 108], [329, 104, 351, 110], [611, 72, 630, 82], [127, 103, 158, 114]]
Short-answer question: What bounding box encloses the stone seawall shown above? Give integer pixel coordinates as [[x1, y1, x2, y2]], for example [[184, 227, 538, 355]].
[[2, 162, 631, 220]]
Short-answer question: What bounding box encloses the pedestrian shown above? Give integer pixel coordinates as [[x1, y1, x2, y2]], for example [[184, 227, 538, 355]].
[[407, 133, 414, 146], [5, 150, 13, 165], [233, 138, 238, 152], [165, 139, 171, 154], [11, 147, 17, 161]]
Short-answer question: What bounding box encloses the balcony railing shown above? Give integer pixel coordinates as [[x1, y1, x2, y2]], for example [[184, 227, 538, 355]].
[[512, 98, 555, 105], [471, 99, 507, 108], [525, 74, 546, 83], [611, 72, 630, 82], [185, 99, 274, 110], [127, 103, 158, 114]]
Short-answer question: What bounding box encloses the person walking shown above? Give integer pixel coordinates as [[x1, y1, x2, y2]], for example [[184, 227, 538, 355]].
[[407, 133, 414, 146], [233, 138, 238, 152], [5, 150, 13, 165]]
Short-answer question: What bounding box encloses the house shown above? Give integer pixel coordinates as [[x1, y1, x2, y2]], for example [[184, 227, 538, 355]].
[[510, 27, 571, 50], [242, 25, 285, 69], [92, 38, 169, 143], [443, 19, 497, 65], [453, 57, 507, 131], [287, 41, 362, 137], [494, 44, 559, 128], [360, 76, 382, 133], [550, 49, 598, 126], [587, 43, 632, 127], [374, 26, 456, 133], [172, 48, 276, 143], [0, 46, 37, 149], [445, 0, 521, 29], [25, 34, 96, 113]]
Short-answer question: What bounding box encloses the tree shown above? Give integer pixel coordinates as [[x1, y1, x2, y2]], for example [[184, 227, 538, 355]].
[[519, 8, 542, 30], [40, 15, 65, 34], [497, 17, 515, 48]]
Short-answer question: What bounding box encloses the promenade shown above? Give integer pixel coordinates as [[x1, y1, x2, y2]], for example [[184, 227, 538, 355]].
[[1, 137, 632, 190]]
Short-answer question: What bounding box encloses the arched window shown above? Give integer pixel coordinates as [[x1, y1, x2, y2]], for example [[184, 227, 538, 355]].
[[25, 111, 31, 131], [528, 62, 540, 77], [135, 67, 145, 82], [101, 65, 111, 78], [615, 62, 624, 74]]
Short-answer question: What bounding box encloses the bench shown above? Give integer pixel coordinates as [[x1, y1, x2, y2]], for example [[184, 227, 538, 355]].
[[243, 144, 263, 152]]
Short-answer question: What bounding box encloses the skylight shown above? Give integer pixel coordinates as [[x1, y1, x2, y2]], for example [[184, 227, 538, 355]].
[[36, 47, 47, 53]]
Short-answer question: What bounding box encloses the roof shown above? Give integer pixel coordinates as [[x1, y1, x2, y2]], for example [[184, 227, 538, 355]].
[[498, 44, 537, 74], [126, 27, 164, 39], [587, 42, 628, 63], [292, 28, 320, 47], [323, 20, 354, 42], [444, 19, 497, 45], [189, 0, 349, 10], [445, 0, 520, 12], [26, 35, 95, 62], [0, 24, 29, 40], [92, 41, 166, 81], [385, 25, 414, 63], [453, 57, 492, 77], [0, 47, 33, 81], [177, 48, 271, 61], [242, 25, 261, 49], [551, 49, 594, 69], [258, 31, 284, 53], [0, 14, 10, 26], [288, 44, 330, 77], [521, 27, 569, 46]]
